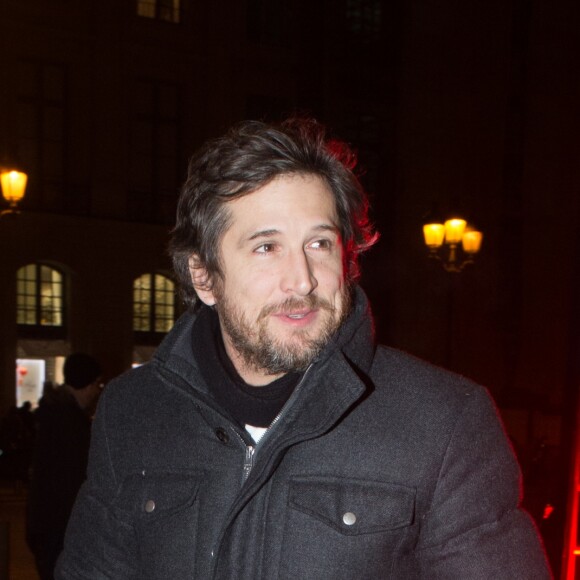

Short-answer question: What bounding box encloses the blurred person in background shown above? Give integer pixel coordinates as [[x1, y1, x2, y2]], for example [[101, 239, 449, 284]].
[[27, 352, 102, 580]]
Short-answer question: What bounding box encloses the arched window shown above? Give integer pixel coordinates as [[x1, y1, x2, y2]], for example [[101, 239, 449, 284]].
[[133, 273, 175, 335], [137, 0, 181, 24], [16, 264, 65, 333]]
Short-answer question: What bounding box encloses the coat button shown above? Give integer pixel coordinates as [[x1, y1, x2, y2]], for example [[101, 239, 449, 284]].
[[145, 500, 156, 513], [342, 512, 356, 526], [215, 428, 229, 443]]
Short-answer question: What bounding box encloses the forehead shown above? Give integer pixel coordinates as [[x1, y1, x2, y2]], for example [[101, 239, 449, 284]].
[[224, 173, 338, 234]]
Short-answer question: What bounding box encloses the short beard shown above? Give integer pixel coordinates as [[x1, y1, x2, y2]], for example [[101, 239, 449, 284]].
[[214, 288, 352, 377]]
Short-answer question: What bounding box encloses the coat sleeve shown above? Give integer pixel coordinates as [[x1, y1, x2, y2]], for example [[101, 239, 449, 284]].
[[55, 389, 140, 579], [415, 387, 553, 579]]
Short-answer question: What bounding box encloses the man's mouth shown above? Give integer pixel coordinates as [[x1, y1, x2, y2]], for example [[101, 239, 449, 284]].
[[259, 296, 331, 325], [286, 312, 309, 319], [272, 308, 318, 325]]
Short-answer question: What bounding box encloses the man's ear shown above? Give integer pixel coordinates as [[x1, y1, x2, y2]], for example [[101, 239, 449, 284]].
[[188, 255, 216, 306]]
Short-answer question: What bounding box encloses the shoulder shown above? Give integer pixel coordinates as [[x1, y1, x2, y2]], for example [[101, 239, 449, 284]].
[[103, 363, 155, 400], [372, 345, 480, 391], [35, 386, 77, 418], [369, 346, 496, 427], [97, 362, 167, 424], [99, 309, 202, 414], [96, 357, 205, 434]]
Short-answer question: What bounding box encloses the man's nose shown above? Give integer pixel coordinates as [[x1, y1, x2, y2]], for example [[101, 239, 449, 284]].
[[281, 250, 318, 296]]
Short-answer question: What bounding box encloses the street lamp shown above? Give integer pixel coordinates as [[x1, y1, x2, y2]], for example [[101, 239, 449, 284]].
[[423, 218, 483, 273], [0, 163, 27, 217]]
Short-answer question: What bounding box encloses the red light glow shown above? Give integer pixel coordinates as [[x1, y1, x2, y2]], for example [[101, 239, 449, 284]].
[[542, 504, 554, 520]]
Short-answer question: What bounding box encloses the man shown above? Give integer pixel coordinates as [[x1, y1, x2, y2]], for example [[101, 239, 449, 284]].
[[57, 119, 551, 578], [28, 352, 102, 580]]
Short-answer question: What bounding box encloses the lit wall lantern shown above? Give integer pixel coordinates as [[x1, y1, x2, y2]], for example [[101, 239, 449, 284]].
[[461, 229, 483, 254], [423, 223, 445, 248], [422, 216, 483, 273], [443, 219, 466, 244], [0, 164, 28, 216]]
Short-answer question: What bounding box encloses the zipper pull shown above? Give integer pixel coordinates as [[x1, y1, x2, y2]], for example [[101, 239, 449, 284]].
[[243, 445, 255, 482]]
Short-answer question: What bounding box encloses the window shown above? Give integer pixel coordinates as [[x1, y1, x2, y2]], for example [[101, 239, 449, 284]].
[[247, 0, 293, 47], [137, 0, 181, 23], [339, 113, 381, 194], [345, 0, 382, 45], [16, 61, 70, 211], [133, 273, 175, 335], [17, 264, 65, 334], [128, 80, 183, 223]]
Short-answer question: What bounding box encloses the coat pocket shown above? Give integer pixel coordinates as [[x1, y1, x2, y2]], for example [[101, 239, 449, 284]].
[[114, 471, 202, 578], [279, 476, 415, 579]]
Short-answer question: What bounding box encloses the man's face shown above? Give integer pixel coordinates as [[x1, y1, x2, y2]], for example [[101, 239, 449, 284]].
[[191, 173, 351, 385]]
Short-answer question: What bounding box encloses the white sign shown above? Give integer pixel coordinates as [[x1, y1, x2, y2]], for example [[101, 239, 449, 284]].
[[15, 359, 46, 408]]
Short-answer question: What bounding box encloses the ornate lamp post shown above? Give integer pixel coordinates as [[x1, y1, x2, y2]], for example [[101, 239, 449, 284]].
[[423, 218, 483, 272]]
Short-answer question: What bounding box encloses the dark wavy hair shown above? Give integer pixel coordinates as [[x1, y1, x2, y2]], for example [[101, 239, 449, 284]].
[[169, 118, 378, 308]]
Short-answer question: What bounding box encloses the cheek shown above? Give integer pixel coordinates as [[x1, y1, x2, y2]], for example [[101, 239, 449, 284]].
[[225, 267, 278, 303], [317, 262, 346, 297], [326, 252, 347, 283]]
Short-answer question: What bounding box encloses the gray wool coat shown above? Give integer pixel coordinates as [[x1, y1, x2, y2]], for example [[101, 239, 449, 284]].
[[57, 288, 551, 579]]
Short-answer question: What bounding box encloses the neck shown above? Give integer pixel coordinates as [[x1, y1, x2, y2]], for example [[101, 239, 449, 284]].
[[66, 384, 94, 411], [221, 331, 284, 387]]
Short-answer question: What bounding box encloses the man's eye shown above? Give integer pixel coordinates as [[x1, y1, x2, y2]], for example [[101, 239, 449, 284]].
[[310, 239, 331, 250], [255, 243, 276, 254]]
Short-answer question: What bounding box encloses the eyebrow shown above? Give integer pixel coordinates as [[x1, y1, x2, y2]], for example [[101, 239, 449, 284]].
[[246, 224, 339, 242], [247, 229, 279, 241]]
